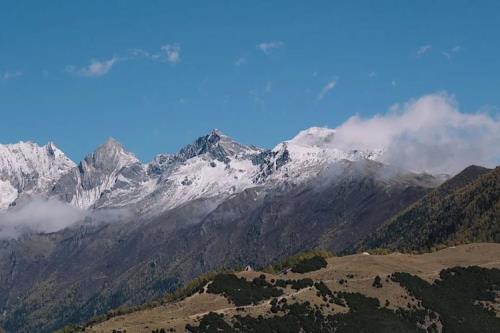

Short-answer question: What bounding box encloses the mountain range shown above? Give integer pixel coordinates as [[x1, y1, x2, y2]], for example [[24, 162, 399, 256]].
[[0, 128, 385, 214], [0, 128, 497, 332]]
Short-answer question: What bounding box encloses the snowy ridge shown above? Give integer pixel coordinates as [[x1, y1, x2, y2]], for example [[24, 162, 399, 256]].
[[1, 127, 383, 213], [0, 141, 75, 209]]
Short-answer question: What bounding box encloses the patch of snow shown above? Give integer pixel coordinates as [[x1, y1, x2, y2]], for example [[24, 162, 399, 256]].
[[0, 179, 17, 209]]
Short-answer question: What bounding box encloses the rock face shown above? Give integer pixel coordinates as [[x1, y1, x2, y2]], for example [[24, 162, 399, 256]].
[[0, 128, 449, 332]]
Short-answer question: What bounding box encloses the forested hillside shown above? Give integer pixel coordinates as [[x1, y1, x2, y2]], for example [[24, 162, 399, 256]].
[[358, 166, 499, 252]]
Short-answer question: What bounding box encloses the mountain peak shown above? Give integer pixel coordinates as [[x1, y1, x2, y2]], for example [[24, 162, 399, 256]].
[[210, 128, 225, 137], [288, 127, 336, 148], [83, 138, 139, 171], [0, 140, 75, 209], [100, 137, 124, 150], [177, 129, 258, 162]]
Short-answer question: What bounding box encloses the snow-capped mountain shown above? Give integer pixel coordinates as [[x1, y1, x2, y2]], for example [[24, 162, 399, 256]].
[[0, 141, 75, 209], [0, 128, 451, 333], [0, 127, 382, 213], [50, 138, 149, 209], [254, 127, 383, 183]]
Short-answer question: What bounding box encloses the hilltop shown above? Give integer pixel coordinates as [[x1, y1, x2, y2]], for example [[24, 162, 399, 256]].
[[86, 243, 500, 333]]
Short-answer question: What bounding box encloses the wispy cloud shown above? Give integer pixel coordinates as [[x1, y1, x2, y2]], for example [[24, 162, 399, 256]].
[[234, 57, 247, 66], [318, 79, 337, 100], [368, 71, 377, 78], [1, 70, 23, 80], [161, 44, 181, 64], [67, 43, 182, 78], [417, 44, 432, 57], [258, 41, 284, 54], [265, 81, 272, 93], [129, 48, 152, 59], [442, 45, 462, 59], [66, 57, 118, 77], [130, 44, 181, 64], [391, 80, 397, 87]]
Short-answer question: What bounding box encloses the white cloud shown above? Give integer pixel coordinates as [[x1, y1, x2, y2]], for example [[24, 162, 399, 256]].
[[318, 79, 337, 100], [0, 198, 133, 239], [258, 41, 284, 54], [417, 44, 432, 57], [0, 198, 85, 239], [331, 93, 500, 174], [368, 71, 377, 78], [389, 103, 400, 112], [67, 57, 118, 77], [234, 57, 247, 66], [161, 44, 181, 64], [1, 70, 23, 80]]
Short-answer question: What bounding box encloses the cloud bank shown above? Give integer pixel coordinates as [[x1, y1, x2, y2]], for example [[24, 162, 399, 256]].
[[332, 93, 500, 174]]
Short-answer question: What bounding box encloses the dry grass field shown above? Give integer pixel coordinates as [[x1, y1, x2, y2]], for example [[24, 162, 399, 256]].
[[88, 243, 500, 333]]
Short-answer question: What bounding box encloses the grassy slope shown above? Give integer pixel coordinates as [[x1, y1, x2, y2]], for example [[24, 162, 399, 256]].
[[86, 243, 500, 333]]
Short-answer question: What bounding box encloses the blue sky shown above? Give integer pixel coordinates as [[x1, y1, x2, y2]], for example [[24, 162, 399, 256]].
[[1, 1, 499, 162]]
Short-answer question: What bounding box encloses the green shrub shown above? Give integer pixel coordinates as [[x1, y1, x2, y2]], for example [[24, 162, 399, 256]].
[[391, 266, 500, 333], [291, 256, 327, 273], [207, 274, 283, 306], [264, 249, 333, 274]]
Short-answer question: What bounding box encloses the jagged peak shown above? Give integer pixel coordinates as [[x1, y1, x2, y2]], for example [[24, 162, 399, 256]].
[[0, 140, 74, 164], [176, 129, 258, 162], [209, 128, 225, 137], [0, 140, 42, 150]]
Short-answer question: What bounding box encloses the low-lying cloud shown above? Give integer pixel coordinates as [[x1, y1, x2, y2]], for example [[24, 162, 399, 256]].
[[0, 198, 134, 239], [332, 93, 500, 174], [0, 198, 85, 239]]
